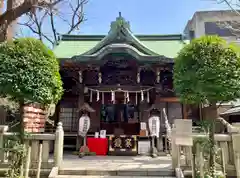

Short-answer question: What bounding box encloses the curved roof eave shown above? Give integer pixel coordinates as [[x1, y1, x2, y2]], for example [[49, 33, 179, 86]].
[[123, 28, 159, 56], [71, 43, 174, 63]]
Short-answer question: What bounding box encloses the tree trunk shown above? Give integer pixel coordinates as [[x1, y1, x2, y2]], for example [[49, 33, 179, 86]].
[[0, 26, 7, 42], [208, 102, 218, 177], [19, 100, 25, 144]]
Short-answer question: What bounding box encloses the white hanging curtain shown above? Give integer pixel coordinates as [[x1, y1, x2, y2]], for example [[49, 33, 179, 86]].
[[96, 91, 100, 101], [111, 91, 115, 103], [141, 90, 144, 101], [126, 92, 130, 103]]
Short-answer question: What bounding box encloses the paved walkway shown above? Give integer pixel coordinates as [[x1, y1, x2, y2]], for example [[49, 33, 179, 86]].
[[56, 176, 175, 178], [60, 154, 173, 171]]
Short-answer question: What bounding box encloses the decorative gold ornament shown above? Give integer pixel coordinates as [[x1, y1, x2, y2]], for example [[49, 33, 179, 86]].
[[125, 138, 132, 148], [114, 138, 122, 148]]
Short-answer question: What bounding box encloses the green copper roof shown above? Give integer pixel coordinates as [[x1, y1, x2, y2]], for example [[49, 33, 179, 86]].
[[54, 36, 187, 59], [53, 13, 188, 59]]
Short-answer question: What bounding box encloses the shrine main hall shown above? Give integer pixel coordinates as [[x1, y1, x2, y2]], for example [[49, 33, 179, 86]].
[[52, 13, 200, 150]]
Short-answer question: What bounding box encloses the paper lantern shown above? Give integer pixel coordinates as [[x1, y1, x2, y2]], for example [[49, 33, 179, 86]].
[[148, 116, 160, 137], [78, 115, 90, 137]]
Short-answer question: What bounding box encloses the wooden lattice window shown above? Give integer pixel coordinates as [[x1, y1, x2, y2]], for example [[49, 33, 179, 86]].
[[59, 107, 78, 132]]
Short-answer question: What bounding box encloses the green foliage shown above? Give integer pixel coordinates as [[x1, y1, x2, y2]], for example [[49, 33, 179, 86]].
[[193, 121, 223, 178], [196, 171, 225, 178], [0, 97, 19, 112], [174, 35, 240, 104], [0, 38, 63, 105], [3, 134, 26, 178]]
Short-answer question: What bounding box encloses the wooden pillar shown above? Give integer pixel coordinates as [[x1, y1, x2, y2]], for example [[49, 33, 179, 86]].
[[183, 104, 188, 119], [232, 134, 240, 178], [76, 69, 84, 150], [76, 82, 84, 151]]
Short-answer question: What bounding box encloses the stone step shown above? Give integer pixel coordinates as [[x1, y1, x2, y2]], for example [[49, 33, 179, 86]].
[[59, 169, 175, 177], [56, 176, 176, 178]]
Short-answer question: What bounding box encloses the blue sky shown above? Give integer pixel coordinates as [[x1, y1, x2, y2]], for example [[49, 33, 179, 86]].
[[76, 0, 230, 35], [18, 0, 231, 47]]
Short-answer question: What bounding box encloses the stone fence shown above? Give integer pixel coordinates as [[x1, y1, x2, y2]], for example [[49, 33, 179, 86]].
[[0, 122, 64, 177], [171, 119, 240, 178]]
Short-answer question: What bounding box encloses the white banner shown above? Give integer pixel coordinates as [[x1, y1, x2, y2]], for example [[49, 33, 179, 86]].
[[148, 116, 160, 137], [78, 115, 90, 137]]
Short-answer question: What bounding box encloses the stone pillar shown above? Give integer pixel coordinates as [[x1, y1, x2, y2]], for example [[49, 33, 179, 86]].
[[54, 122, 64, 167], [156, 68, 161, 83], [232, 133, 240, 178], [171, 127, 178, 169]]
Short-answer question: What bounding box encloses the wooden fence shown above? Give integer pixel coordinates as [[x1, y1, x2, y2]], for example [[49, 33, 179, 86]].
[[0, 122, 64, 177]]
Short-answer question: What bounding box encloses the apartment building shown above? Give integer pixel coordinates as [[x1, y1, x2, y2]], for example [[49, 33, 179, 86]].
[[184, 10, 240, 43]]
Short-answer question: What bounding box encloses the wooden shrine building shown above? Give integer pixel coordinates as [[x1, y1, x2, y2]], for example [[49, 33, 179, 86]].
[[53, 13, 200, 149]]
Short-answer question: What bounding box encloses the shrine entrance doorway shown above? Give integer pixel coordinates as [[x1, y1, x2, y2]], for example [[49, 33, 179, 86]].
[[98, 52, 143, 135]]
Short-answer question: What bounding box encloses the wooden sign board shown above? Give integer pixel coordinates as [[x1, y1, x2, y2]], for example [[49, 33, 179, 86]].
[[100, 130, 106, 138], [174, 119, 193, 146], [109, 135, 137, 156], [138, 140, 151, 155]]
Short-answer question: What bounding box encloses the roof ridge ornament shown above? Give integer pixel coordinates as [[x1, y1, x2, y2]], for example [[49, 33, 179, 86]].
[[109, 12, 130, 33]]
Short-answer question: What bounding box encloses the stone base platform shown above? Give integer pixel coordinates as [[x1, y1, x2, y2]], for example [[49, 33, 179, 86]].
[[54, 155, 175, 177]]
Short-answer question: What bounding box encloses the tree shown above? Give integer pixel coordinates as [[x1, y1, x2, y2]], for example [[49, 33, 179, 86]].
[[213, 0, 240, 37], [0, 0, 65, 41], [0, 38, 63, 133], [0, 0, 87, 111], [17, 0, 87, 46], [173, 35, 240, 176]]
